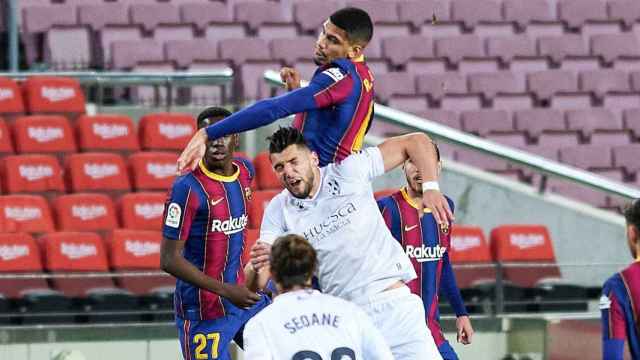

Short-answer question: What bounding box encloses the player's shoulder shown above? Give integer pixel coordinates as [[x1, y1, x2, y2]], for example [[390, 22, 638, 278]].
[[233, 156, 255, 179], [376, 192, 401, 209], [171, 172, 197, 192], [603, 271, 623, 293]]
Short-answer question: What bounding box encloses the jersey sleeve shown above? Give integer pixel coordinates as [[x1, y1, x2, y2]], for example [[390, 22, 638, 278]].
[[601, 279, 626, 360], [440, 250, 468, 317], [205, 67, 353, 141], [334, 146, 385, 183], [259, 195, 287, 245], [243, 318, 274, 360], [355, 305, 395, 360], [162, 179, 199, 241]]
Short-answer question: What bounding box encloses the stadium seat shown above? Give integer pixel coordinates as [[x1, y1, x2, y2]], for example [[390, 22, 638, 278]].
[[591, 33, 640, 65], [138, 113, 196, 151], [456, 149, 510, 172], [485, 35, 537, 66], [449, 226, 496, 288], [435, 35, 485, 66], [75, 114, 139, 153], [98, 26, 143, 69], [118, 192, 166, 231], [414, 110, 462, 131], [253, 152, 281, 190], [468, 71, 524, 101], [451, 0, 502, 31], [130, 3, 181, 33], [180, 2, 233, 34], [538, 34, 589, 66], [623, 108, 640, 139], [559, 145, 612, 170], [235, 1, 290, 34], [397, 0, 450, 30], [558, 0, 608, 29], [0, 118, 14, 155], [106, 229, 173, 295], [23, 76, 85, 117], [270, 37, 315, 66], [514, 109, 565, 141], [294, 1, 340, 33], [0, 194, 55, 234], [128, 152, 177, 191], [579, 69, 631, 100], [527, 70, 578, 101], [78, 3, 129, 31], [45, 27, 92, 70], [461, 110, 513, 136], [415, 72, 467, 102], [111, 40, 165, 70], [1, 154, 65, 194], [164, 39, 218, 68], [608, 0, 640, 28], [503, 0, 554, 29], [375, 72, 416, 103], [381, 35, 434, 68], [219, 38, 278, 100], [12, 115, 76, 155], [64, 153, 130, 193], [53, 193, 117, 233], [565, 108, 623, 141], [613, 144, 640, 177], [0, 77, 25, 117], [248, 190, 280, 229]]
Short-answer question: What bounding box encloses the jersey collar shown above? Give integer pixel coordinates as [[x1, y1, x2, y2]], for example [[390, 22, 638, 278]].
[[353, 55, 365, 62], [198, 160, 240, 182], [275, 288, 319, 303], [400, 187, 432, 213]]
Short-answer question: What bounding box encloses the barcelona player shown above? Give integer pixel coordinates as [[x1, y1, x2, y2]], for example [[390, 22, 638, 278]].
[[377, 143, 474, 360], [601, 199, 640, 359], [177, 7, 376, 170], [160, 107, 270, 360]]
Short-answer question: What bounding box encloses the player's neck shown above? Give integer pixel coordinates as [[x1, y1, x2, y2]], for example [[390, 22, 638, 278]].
[[405, 186, 422, 204], [279, 285, 310, 295], [204, 159, 235, 177], [308, 167, 322, 198]]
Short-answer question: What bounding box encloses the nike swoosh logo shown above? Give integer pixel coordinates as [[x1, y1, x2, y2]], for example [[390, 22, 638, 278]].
[[211, 198, 224, 206], [404, 224, 418, 232]]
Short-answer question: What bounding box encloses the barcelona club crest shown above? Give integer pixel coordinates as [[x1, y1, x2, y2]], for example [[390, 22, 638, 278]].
[[244, 187, 253, 201], [439, 222, 449, 235]]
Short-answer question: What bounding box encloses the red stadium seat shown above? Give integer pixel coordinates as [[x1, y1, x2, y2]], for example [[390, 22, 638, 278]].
[[118, 192, 166, 231], [0, 233, 51, 299], [65, 152, 130, 193], [449, 226, 496, 288], [76, 114, 139, 153], [0, 76, 25, 117], [253, 152, 281, 190], [107, 229, 173, 295], [1, 154, 65, 194], [248, 190, 280, 229], [243, 228, 259, 266], [23, 76, 85, 116], [138, 112, 195, 151], [12, 115, 76, 154], [53, 193, 118, 232], [128, 151, 177, 191], [0, 194, 55, 233], [40, 232, 115, 298], [0, 117, 14, 155], [490, 225, 561, 287]]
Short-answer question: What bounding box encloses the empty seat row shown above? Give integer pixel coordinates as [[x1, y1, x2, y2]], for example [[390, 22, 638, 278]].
[[0, 76, 85, 117]]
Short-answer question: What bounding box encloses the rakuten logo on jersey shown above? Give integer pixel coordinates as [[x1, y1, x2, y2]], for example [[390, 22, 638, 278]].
[[405, 244, 446, 263], [158, 123, 192, 139], [28, 127, 64, 143], [0, 245, 29, 261], [61, 243, 96, 260], [134, 203, 164, 219], [510, 234, 545, 250], [4, 207, 42, 221], [93, 123, 128, 139], [147, 163, 176, 179], [84, 163, 119, 179], [41, 86, 75, 102], [72, 205, 107, 221], [0, 88, 15, 101], [211, 214, 248, 235], [125, 240, 160, 257], [19, 165, 53, 181], [451, 236, 481, 252]]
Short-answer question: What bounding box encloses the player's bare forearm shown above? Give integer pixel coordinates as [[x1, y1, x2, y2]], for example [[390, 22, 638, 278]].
[[244, 263, 271, 292], [378, 132, 437, 180]]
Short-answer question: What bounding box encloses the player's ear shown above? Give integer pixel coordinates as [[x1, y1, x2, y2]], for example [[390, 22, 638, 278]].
[[310, 151, 319, 166], [347, 43, 364, 59]]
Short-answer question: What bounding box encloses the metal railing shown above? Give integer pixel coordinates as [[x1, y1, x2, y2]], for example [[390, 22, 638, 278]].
[[263, 70, 640, 200]]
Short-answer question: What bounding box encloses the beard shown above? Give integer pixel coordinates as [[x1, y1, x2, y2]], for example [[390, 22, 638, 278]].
[[287, 168, 316, 199]]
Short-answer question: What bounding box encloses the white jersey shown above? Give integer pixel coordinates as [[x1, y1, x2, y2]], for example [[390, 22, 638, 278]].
[[243, 289, 394, 360], [260, 147, 416, 302]]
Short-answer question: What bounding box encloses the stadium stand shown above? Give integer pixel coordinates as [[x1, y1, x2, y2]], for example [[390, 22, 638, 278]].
[[53, 193, 118, 233]]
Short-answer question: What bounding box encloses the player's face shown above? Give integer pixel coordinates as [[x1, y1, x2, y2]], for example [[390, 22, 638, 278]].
[[198, 116, 238, 166], [314, 20, 353, 65], [270, 145, 319, 199], [404, 159, 441, 194]]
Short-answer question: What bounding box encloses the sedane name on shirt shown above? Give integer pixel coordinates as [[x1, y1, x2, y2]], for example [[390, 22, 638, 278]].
[[283, 312, 341, 334]]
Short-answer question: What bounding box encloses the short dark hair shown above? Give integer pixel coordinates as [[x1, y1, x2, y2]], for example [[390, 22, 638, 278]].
[[196, 107, 232, 128], [625, 199, 640, 230], [433, 141, 441, 162], [267, 127, 309, 154], [270, 234, 317, 291], [330, 7, 373, 45]]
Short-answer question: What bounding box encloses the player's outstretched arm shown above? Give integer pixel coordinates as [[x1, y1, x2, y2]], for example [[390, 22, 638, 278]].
[[377, 132, 454, 224], [441, 253, 473, 344], [160, 237, 261, 308]]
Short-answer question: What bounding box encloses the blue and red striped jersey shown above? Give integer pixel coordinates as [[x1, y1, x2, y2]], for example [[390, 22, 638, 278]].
[[204, 57, 374, 166], [601, 261, 640, 360], [377, 189, 467, 346], [163, 158, 254, 321]]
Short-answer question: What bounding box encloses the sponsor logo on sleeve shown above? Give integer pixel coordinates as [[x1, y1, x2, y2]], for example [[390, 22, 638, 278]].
[[599, 294, 611, 310], [165, 202, 181, 228], [322, 68, 344, 82]]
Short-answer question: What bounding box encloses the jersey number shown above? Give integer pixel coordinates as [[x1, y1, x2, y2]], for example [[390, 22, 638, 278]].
[[193, 332, 221, 359], [292, 347, 356, 360]]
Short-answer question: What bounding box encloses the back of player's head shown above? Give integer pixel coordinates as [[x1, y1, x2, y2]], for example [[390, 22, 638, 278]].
[[330, 7, 373, 46], [196, 107, 232, 129], [626, 199, 640, 230], [270, 234, 317, 291], [267, 126, 309, 154]]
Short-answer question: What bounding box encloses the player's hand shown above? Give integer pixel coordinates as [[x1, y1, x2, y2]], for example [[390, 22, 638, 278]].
[[420, 190, 454, 224], [250, 241, 272, 272], [177, 128, 207, 175], [456, 315, 474, 345], [220, 283, 261, 308], [280, 67, 301, 91]]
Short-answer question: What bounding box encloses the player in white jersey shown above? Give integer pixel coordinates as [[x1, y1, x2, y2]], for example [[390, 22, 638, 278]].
[[243, 234, 394, 360], [249, 126, 451, 360]]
